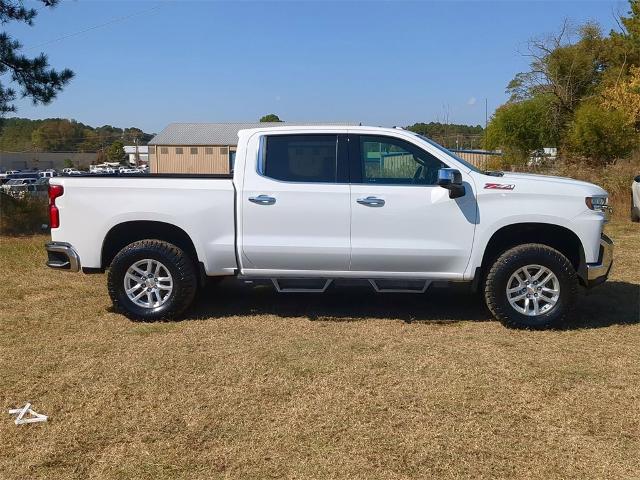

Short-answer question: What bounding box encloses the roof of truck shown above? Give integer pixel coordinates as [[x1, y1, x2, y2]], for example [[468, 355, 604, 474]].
[[148, 122, 358, 146]]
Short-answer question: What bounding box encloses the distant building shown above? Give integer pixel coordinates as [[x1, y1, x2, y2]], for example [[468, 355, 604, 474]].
[[148, 122, 355, 174], [124, 145, 149, 165], [0, 152, 96, 171]]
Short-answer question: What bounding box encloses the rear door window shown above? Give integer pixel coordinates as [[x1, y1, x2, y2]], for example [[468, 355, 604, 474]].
[[262, 135, 338, 183]]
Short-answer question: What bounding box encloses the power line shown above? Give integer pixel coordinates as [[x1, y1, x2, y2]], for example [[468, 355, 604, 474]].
[[25, 3, 164, 51]]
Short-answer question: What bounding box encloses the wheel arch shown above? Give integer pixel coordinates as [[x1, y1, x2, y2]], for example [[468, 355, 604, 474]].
[[101, 221, 200, 271], [476, 222, 587, 287]]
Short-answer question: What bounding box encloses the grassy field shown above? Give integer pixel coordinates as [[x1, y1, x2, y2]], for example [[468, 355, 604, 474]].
[[0, 221, 638, 479]]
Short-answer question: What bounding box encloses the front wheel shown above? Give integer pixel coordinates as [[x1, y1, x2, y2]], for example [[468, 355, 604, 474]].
[[107, 240, 197, 321], [484, 244, 577, 329]]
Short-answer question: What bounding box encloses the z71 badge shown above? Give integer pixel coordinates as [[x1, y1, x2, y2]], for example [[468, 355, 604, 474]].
[[484, 183, 515, 190]]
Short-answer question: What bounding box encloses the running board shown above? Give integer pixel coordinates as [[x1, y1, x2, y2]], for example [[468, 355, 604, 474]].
[[271, 278, 333, 293], [368, 279, 431, 293]]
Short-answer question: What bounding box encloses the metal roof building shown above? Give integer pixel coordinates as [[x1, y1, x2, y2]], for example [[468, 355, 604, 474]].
[[148, 122, 355, 174]]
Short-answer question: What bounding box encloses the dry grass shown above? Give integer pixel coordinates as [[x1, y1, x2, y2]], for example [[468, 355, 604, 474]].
[[0, 222, 638, 479]]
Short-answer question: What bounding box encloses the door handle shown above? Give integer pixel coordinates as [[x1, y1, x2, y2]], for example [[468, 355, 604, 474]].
[[356, 196, 385, 207], [248, 194, 276, 205]]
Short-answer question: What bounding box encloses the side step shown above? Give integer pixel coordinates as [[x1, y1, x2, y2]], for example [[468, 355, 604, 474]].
[[368, 279, 431, 293], [267, 278, 432, 294], [271, 278, 333, 293]]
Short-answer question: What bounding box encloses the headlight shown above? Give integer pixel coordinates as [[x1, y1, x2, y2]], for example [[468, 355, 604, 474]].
[[585, 195, 608, 211]]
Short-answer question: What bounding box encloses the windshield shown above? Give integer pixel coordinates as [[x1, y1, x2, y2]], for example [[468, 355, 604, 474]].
[[412, 133, 483, 173], [6, 179, 22, 185]]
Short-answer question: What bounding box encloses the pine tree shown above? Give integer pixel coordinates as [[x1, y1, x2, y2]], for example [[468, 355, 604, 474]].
[[0, 0, 73, 114]]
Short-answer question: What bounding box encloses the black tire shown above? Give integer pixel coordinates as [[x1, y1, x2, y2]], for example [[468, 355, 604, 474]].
[[484, 244, 577, 329], [107, 240, 197, 321]]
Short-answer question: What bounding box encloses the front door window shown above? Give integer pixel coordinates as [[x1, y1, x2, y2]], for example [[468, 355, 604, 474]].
[[359, 135, 445, 185]]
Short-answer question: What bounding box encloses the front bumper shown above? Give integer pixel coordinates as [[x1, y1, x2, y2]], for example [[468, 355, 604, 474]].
[[45, 242, 80, 272], [585, 234, 613, 288]]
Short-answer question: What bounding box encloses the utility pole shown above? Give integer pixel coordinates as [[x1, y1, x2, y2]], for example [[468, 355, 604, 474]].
[[485, 98, 488, 130], [134, 136, 139, 167]]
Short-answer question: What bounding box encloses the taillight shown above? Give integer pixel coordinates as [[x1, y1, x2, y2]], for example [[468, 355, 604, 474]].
[[48, 184, 64, 228]]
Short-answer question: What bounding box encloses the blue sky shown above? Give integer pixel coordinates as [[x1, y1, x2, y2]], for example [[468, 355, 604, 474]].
[[10, 0, 628, 132]]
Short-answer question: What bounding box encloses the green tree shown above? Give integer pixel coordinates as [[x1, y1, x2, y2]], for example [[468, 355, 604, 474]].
[[405, 122, 484, 149], [123, 127, 144, 143], [106, 140, 126, 164], [506, 22, 606, 135], [566, 102, 637, 162], [77, 129, 101, 152], [31, 119, 84, 151], [0, 117, 153, 151], [259, 114, 282, 122], [0, 117, 41, 150], [485, 95, 559, 164], [0, 1, 73, 114]]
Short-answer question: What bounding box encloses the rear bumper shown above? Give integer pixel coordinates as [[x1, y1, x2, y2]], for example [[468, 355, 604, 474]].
[[45, 242, 80, 272], [585, 234, 613, 288]]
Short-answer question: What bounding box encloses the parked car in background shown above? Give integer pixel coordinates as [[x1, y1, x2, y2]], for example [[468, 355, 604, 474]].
[[61, 169, 84, 176], [39, 170, 57, 179], [632, 175, 640, 222], [1, 178, 44, 197], [2, 178, 37, 190], [7, 171, 39, 180], [45, 125, 613, 330]]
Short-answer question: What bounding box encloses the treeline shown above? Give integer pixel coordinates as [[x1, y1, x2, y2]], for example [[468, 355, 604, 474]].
[[486, 0, 640, 165], [405, 122, 484, 150], [0, 118, 154, 153]]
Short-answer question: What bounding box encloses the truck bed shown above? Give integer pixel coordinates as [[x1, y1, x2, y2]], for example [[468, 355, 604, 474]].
[[50, 176, 238, 275]]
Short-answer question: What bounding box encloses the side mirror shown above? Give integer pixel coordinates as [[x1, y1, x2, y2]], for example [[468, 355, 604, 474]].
[[437, 168, 465, 199]]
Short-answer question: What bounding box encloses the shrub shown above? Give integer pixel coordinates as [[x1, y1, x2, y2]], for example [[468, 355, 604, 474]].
[[0, 192, 49, 235], [484, 95, 559, 166], [566, 102, 637, 163]]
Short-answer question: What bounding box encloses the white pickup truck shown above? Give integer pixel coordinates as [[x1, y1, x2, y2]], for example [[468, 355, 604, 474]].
[[46, 126, 613, 329]]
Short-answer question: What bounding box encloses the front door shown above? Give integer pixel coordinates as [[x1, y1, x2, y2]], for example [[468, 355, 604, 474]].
[[349, 134, 477, 277], [241, 133, 351, 273]]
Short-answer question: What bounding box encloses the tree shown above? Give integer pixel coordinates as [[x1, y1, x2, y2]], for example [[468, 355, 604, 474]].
[[405, 122, 484, 149], [505, 22, 607, 140], [485, 95, 559, 164], [106, 140, 126, 164], [601, 65, 640, 127], [0, 1, 73, 114], [123, 127, 144, 143], [566, 102, 636, 162], [0, 117, 153, 151], [259, 114, 282, 122], [31, 119, 84, 151]]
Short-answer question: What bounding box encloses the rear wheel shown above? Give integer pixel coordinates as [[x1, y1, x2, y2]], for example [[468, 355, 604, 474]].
[[484, 244, 577, 329], [107, 240, 197, 321]]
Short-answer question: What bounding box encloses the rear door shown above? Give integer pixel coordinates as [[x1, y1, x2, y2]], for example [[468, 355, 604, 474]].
[[349, 134, 477, 277], [241, 133, 351, 273]]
